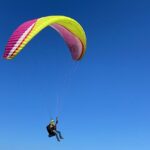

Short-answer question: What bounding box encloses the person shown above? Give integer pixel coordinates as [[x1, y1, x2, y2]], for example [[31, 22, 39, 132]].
[[46, 117, 64, 142]]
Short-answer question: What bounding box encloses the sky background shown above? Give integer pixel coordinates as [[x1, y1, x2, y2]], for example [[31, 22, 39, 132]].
[[0, 0, 150, 150]]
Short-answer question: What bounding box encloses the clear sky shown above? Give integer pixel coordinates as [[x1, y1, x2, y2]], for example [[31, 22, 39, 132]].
[[0, 0, 150, 150]]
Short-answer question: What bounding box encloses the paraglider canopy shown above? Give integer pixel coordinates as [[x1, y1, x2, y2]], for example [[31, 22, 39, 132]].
[[3, 16, 86, 60]]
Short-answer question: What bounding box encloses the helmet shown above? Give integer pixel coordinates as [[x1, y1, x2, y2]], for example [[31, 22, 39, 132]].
[[50, 120, 55, 124]]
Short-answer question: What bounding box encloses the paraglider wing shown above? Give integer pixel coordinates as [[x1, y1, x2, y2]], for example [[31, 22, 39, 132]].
[[3, 16, 86, 60]]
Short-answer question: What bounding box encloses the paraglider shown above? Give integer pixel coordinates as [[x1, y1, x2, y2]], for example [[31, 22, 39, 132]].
[[3, 15, 87, 141], [3, 15, 86, 60], [46, 117, 64, 142]]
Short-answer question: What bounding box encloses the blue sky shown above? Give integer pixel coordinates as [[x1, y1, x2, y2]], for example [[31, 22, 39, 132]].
[[0, 0, 150, 149]]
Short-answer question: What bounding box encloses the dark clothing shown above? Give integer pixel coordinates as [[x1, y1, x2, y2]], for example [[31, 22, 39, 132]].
[[46, 125, 55, 136], [47, 120, 58, 134], [46, 119, 63, 141], [53, 130, 63, 141]]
